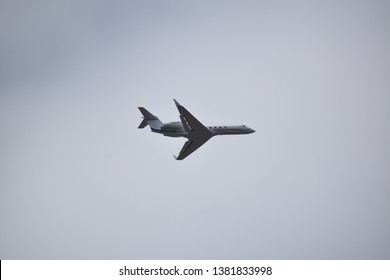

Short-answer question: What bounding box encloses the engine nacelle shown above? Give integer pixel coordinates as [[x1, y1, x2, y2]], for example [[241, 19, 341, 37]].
[[161, 122, 184, 132]]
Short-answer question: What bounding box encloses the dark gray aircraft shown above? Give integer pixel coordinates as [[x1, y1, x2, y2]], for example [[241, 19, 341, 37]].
[[138, 99, 255, 160]]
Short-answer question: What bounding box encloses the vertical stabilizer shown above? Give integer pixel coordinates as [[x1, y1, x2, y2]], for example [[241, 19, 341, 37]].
[[138, 107, 163, 129]]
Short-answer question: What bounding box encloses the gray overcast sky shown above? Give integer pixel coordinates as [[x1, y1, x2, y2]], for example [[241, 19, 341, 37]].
[[1, 0, 389, 259]]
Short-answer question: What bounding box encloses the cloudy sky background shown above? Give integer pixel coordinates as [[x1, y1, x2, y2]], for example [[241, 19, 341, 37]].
[[1, 0, 389, 259]]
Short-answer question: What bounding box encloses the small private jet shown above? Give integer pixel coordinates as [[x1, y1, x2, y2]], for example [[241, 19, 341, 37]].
[[138, 99, 255, 160]]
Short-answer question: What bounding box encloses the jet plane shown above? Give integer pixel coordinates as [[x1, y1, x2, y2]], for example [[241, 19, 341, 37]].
[[138, 99, 255, 160]]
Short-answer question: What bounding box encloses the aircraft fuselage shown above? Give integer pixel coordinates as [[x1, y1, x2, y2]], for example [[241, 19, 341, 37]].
[[153, 122, 255, 138]]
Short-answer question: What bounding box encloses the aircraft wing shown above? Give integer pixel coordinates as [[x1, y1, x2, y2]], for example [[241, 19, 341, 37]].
[[173, 99, 212, 160], [174, 99, 212, 136], [174, 138, 210, 160]]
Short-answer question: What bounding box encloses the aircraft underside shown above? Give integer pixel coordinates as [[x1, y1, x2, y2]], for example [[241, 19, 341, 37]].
[[138, 99, 255, 160]]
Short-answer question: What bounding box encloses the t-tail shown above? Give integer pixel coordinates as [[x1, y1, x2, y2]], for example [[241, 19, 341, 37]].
[[138, 107, 163, 130]]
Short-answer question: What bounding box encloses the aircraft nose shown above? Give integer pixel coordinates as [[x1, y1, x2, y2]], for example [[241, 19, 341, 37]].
[[247, 128, 255, 133]]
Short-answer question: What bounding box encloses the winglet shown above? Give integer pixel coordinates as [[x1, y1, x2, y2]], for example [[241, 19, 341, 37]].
[[173, 99, 180, 107]]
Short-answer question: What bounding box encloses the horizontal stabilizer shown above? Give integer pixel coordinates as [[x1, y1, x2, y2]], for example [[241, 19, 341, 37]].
[[138, 118, 148, 128]]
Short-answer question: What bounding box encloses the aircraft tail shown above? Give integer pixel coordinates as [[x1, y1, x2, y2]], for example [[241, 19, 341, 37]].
[[138, 107, 163, 129]]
